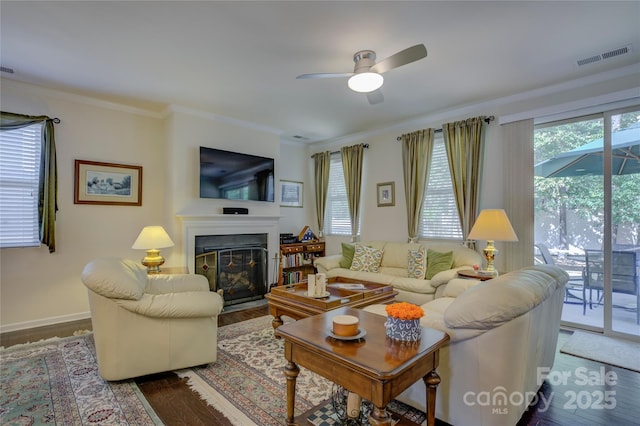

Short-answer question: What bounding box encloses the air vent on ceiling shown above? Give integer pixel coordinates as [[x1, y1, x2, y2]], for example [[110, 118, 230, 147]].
[[0, 66, 15, 74], [292, 135, 309, 141], [576, 44, 633, 67]]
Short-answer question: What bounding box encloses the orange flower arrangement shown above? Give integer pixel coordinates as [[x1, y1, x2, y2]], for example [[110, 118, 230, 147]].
[[385, 302, 424, 320]]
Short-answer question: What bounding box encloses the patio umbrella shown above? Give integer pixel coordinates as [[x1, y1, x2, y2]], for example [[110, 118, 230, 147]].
[[534, 124, 640, 177]]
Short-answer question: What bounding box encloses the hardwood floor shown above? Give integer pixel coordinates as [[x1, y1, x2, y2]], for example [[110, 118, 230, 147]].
[[2, 306, 639, 425]]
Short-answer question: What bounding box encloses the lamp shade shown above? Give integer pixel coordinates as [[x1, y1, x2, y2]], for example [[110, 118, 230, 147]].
[[132, 226, 175, 249], [347, 72, 384, 93], [467, 209, 518, 242]]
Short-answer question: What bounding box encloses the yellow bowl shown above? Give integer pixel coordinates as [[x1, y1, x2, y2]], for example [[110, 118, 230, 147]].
[[332, 315, 359, 336]]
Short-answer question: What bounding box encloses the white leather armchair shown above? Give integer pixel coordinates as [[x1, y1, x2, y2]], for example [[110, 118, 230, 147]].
[[81, 257, 224, 381]]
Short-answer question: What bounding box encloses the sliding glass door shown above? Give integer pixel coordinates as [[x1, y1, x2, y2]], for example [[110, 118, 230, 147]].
[[534, 106, 640, 339]]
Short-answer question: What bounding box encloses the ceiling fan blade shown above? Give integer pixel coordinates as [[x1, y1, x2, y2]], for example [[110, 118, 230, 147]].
[[296, 72, 354, 79], [366, 89, 384, 105], [370, 44, 427, 74]]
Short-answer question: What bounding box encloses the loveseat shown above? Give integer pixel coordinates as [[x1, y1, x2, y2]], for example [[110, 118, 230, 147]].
[[315, 241, 482, 305], [81, 258, 224, 381], [363, 264, 569, 426]]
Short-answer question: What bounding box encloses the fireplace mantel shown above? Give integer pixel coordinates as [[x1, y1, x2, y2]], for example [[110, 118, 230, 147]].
[[178, 214, 280, 279]]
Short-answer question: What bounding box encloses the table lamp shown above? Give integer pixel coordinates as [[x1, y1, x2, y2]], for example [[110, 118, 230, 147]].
[[132, 226, 175, 273], [467, 209, 518, 276]]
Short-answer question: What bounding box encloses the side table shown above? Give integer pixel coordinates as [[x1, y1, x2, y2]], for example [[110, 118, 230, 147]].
[[457, 269, 495, 281], [155, 266, 189, 274], [275, 306, 449, 426]]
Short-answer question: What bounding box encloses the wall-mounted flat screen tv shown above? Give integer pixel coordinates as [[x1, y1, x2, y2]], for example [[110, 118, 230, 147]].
[[199, 146, 275, 202]]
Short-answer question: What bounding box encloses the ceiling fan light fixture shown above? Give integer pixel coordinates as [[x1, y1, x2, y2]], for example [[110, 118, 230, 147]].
[[347, 72, 383, 93]]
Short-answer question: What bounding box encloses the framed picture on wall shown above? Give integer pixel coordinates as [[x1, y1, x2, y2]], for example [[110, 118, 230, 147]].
[[377, 181, 395, 207], [74, 160, 142, 206], [280, 180, 303, 207]]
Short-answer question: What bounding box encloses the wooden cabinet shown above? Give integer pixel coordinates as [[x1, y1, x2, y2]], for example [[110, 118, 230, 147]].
[[278, 241, 325, 286]]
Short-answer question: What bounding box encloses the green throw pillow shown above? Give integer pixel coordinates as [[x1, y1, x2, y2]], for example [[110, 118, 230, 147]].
[[425, 249, 454, 280], [339, 243, 355, 268]]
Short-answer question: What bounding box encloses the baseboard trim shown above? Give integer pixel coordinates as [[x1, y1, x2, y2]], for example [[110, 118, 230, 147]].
[[0, 311, 91, 334]]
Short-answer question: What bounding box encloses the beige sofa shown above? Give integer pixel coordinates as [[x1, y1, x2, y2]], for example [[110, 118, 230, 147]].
[[81, 258, 224, 381], [315, 241, 482, 305], [364, 264, 569, 426]]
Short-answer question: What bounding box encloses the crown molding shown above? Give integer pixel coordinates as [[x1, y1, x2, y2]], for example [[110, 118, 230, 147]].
[[0, 77, 165, 119], [311, 63, 640, 148], [163, 104, 283, 136]]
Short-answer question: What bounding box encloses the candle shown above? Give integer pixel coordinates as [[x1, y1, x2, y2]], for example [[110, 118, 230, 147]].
[[307, 274, 316, 297], [316, 273, 326, 296]]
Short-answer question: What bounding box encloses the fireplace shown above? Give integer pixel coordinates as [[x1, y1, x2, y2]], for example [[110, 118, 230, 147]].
[[195, 234, 267, 306], [179, 213, 280, 306]]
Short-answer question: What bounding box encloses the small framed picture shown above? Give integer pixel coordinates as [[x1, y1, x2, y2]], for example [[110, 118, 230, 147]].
[[280, 180, 303, 208], [377, 181, 395, 207], [74, 160, 142, 206]]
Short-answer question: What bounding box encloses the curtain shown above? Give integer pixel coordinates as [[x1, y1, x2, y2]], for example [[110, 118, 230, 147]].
[[312, 151, 331, 237], [443, 116, 486, 248], [502, 119, 534, 272], [341, 144, 364, 242], [0, 111, 58, 253], [401, 129, 434, 242]]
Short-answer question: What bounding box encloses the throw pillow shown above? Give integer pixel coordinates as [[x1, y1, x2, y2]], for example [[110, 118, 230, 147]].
[[350, 245, 384, 273], [407, 247, 427, 279], [425, 249, 454, 280], [339, 243, 355, 268]]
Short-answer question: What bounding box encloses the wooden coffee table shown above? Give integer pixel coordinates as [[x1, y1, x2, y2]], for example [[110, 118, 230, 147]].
[[265, 278, 397, 334], [275, 306, 449, 426]]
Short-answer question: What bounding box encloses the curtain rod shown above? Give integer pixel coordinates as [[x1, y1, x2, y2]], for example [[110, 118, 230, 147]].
[[310, 143, 369, 158], [396, 115, 494, 141], [51, 117, 61, 124]]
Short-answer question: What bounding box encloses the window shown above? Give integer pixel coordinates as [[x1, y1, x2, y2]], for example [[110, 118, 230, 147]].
[[0, 123, 42, 248], [323, 154, 352, 235], [419, 138, 463, 239]]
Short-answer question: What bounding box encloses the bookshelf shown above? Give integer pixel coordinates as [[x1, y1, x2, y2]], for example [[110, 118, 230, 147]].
[[278, 241, 325, 286]]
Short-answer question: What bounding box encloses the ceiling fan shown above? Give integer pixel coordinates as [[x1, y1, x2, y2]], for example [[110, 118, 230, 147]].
[[296, 44, 427, 105]]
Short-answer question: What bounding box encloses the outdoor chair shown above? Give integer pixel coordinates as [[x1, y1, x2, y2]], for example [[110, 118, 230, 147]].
[[583, 250, 640, 324], [534, 244, 584, 304]]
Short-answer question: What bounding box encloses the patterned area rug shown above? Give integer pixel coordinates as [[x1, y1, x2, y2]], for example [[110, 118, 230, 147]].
[[0, 316, 427, 425], [183, 315, 426, 425], [560, 330, 640, 372], [0, 333, 161, 425]]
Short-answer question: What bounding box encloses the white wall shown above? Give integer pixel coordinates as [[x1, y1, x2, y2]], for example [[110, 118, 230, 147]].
[[279, 140, 315, 236], [1, 65, 637, 330], [161, 107, 282, 267], [310, 67, 640, 269], [0, 81, 306, 331], [0, 79, 166, 330]]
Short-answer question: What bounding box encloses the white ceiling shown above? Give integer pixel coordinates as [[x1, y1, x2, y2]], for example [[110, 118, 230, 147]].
[[2, 1, 639, 143]]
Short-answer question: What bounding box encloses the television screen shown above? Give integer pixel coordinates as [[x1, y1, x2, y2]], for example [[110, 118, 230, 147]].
[[199, 147, 275, 202]]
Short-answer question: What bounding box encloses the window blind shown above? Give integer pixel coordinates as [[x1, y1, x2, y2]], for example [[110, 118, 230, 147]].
[[324, 155, 351, 235], [420, 139, 463, 239], [0, 123, 42, 248]]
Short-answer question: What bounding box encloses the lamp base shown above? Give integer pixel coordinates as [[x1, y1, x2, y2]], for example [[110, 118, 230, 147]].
[[141, 249, 165, 274], [481, 240, 499, 277]]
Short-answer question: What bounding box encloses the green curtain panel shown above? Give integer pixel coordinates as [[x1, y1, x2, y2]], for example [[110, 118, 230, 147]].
[[401, 129, 434, 242], [443, 116, 486, 245], [312, 151, 331, 237], [0, 111, 59, 253], [340, 144, 364, 242]]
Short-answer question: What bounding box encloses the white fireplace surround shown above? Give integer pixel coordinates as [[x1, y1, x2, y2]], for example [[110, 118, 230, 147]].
[[178, 214, 280, 283]]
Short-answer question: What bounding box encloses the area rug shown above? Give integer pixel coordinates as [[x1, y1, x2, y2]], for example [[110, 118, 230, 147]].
[[0, 316, 426, 425], [560, 330, 640, 372], [182, 315, 426, 425], [0, 333, 161, 425]]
